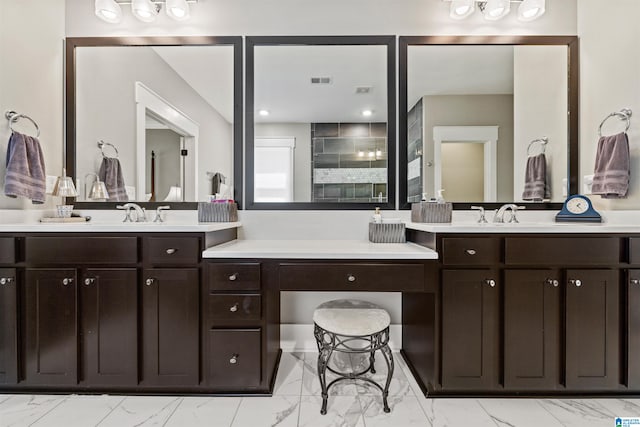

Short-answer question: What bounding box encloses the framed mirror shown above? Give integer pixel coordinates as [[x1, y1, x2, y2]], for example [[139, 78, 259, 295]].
[[65, 36, 242, 209], [399, 36, 579, 210], [246, 36, 396, 210]]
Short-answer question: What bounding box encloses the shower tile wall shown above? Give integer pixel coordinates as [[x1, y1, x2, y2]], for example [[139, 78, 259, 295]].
[[407, 99, 423, 203], [311, 122, 388, 203]]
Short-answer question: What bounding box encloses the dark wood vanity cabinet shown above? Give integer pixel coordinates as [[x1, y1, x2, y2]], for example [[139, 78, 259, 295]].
[[0, 267, 18, 384], [627, 269, 640, 388]]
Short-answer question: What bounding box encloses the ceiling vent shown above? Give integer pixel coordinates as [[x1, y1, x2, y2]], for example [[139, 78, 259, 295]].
[[355, 86, 372, 94], [310, 77, 332, 85]]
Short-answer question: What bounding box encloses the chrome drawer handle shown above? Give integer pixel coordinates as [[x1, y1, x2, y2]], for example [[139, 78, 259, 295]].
[[347, 274, 356, 282], [0, 277, 14, 285], [229, 273, 238, 281], [632, 279, 640, 285], [485, 279, 496, 287], [570, 279, 582, 287], [546, 279, 559, 287], [145, 278, 155, 286], [230, 303, 239, 312], [466, 249, 477, 255], [165, 248, 177, 255], [62, 278, 73, 286], [229, 354, 238, 364], [84, 278, 96, 286]]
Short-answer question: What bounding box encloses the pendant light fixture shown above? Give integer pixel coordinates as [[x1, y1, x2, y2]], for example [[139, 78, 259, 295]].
[[132, 0, 160, 22], [166, 0, 190, 21], [94, 0, 123, 24], [482, 0, 511, 20], [517, 0, 546, 21], [449, 0, 476, 20]]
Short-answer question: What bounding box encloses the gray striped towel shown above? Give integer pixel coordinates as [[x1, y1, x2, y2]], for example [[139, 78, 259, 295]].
[[4, 131, 46, 204], [592, 132, 630, 198], [98, 157, 128, 202], [522, 153, 550, 201]]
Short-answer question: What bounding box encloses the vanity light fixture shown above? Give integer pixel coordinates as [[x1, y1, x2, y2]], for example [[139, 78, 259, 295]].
[[94, 0, 197, 24], [84, 173, 110, 201], [443, 0, 545, 21]]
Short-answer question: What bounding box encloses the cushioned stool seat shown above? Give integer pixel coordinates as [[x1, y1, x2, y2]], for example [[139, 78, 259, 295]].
[[313, 299, 394, 415]]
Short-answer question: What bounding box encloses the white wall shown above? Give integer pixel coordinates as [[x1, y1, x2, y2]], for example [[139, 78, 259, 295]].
[[513, 45, 568, 202], [578, 0, 640, 210], [0, 0, 65, 209]]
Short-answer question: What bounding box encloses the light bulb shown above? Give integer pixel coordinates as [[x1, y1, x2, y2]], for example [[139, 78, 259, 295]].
[[166, 0, 190, 21], [94, 0, 122, 24], [450, 0, 475, 20], [362, 110, 373, 117], [132, 0, 159, 22], [518, 0, 546, 21], [258, 109, 270, 117], [483, 0, 510, 21]]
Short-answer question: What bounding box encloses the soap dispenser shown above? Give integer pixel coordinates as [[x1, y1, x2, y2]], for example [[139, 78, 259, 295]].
[[373, 207, 382, 224], [435, 189, 445, 204]]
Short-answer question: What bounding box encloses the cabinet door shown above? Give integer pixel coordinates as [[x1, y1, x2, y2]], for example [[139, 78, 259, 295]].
[[441, 269, 499, 390], [627, 270, 640, 388], [504, 270, 560, 390], [207, 329, 261, 389], [24, 269, 77, 385], [0, 268, 18, 384], [141, 268, 199, 386], [566, 269, 620, 390], [81, 269, 137, 386]]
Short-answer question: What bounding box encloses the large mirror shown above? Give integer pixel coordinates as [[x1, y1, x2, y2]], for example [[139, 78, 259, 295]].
[[399, 36, 579, 209], [246, 36, 396, 210], [65, 36, 242, 209]]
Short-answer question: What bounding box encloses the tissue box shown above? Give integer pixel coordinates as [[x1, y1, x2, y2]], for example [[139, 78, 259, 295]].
[[411, 202, 452, 223], [198, 202, 238, 222], [368, 222, 406, 243]]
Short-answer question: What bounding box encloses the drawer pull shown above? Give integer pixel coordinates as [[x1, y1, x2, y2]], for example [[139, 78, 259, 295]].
[[229, 303, 239, 312], [347, 274, 356, 283], [570, 279, 582, 287], [632, 279, 640, 285], [465, 249, 477, 255], [84, 278, 96, 286], [229, 273, 238, 281], [485, 279, 496, 287], [62, 278, 73, 286], [229, 354, 238, 364], [145, 278, 155, 286], [165, 248, 177, 255], [546, 279, 559, 287], [0, 277, 14, 285]]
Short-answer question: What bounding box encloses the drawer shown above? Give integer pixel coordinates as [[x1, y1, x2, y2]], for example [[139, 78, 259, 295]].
[[208, 294, 261, 324], [442, 238, 500, 266], [207, 263, 260, 291], [143, 236, 200, 265], [629, 238, 640, 264], [505, 237, 620, 265], [0, 238, 16, 264], [207, 329, 261, 389], [279, 263, 424, 292], [25, 237, 137, 264]]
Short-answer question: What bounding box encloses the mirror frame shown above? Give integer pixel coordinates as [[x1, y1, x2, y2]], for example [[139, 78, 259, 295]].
[[398, 35, 579, 210], [65, 36, 243, 210], [245, 35, 396, 210]]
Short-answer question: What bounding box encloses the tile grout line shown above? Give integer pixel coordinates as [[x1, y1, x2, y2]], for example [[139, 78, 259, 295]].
[[161, 397, 185, 427], [95, 396, 127, 427], [27, 395, 70, 427]]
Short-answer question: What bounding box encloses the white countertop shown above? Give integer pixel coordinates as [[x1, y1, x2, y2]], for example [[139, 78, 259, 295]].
[[406, 221, 640, 233], [202, 239, 438, 260], [0, 221, 241, 233]]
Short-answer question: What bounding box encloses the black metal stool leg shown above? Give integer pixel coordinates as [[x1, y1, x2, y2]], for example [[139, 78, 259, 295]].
[[317, 346, 333, 415], [369, 336, 376, 374], [380, 344, 394, 413]]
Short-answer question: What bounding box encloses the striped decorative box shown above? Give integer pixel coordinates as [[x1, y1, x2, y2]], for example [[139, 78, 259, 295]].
[[198, 202, 238, 222], [368, 222, 406, 243], [411, 202, 452, 223]]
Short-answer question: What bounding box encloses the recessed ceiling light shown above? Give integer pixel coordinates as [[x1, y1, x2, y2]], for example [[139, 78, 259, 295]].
[[362, 110, 373, 117], [258, 109, 270, 117]]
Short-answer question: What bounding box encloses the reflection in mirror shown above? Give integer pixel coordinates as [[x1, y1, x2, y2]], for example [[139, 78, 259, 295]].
[[247, 37, 396, 209], [405, 43, 569, 204], [73, 43, 235, 204]]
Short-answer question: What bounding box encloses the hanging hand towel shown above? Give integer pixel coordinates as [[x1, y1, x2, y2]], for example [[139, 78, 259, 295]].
[[522, 153, 550, 201], [98, 157, 128, 202], [4, 131, 46, 204], [591, 132, 630, 198]]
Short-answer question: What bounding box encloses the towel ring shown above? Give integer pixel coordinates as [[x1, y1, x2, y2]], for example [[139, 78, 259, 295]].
[[5, 111, 40, 137], [598, 108, 632, 137], [97, 140, 119, 158], [527, 137, 548, 156]]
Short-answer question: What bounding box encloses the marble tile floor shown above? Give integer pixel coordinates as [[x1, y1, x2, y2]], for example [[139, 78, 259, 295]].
[[1, 352, 639, 427]]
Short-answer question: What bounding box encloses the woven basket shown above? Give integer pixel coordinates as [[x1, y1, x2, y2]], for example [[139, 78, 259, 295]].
[[198, 202, 238, 222]]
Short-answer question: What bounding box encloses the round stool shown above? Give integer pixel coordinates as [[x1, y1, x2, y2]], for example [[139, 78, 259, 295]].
[[313, 299, 394, 415]]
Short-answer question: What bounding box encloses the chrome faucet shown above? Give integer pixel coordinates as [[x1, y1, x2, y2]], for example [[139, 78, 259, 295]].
[[117, 203, 147, 222], [493, 204, 526, 223]]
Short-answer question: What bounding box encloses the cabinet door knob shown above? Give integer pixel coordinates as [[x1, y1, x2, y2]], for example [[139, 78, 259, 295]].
[[145, 278, 155, 286], [165, 248, 177, 255], [485, 279, 496, 287], [229, 273, 238, 281], [546, 279, 559, 287], [62, 278, 73, 286], [229, 303, 239, 312], [229, 354, 238, 364], [570, 279, 582, 287], [0, 277, 13, 285], [631, 279, 640, 285], [466, 249, 477, 255], [347, 274, 356, 282], [84, 278, 96, 286]]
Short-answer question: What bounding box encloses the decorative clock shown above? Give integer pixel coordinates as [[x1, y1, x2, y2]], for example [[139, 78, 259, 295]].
[[555, 194, 602, 223]]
